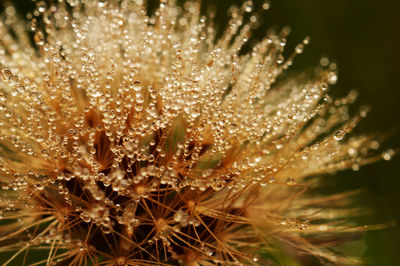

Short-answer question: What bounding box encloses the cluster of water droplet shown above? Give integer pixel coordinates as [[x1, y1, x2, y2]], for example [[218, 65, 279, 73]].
[[0, 0, 392, 265]]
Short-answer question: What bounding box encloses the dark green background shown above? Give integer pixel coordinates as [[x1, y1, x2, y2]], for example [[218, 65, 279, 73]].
[[4, 0, 400, 265]]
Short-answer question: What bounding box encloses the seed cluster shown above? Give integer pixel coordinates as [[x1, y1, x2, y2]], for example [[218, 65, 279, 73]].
[[0, 1, 391, 265]]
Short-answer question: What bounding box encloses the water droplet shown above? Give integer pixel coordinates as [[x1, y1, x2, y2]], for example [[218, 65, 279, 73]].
[[320, 57, 329, 67], [359, 106, 371, 117], [277, 55, 284, 64], [34, 183, 45, 190], [30, 19, 37, 31], [352, 164, 360, 171], [370, 141, 380, 150], [275, 143, 283, 149], [53, 53, 62, 63], [295, 44, 304, 54], [347, 148, 357, 157], [97, 0, 106, 8], [133, 81, 142, 92], [244, 1, 253, 12], [328, 73, 338, 84], [262, 1, 270, 10], [36, 1, 46, 13], [34, 31, 45, 46], [334, 130, 345, 141], [1, 69, 13, 80], [286, 177, 296, 186], [321, 82, 328, 91], [382, 149, 394, 161]]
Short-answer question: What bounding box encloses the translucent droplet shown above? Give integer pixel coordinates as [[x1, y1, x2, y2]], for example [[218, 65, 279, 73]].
[[382, 149, 394, 161], [275, 143, 283, 149], [320, 57, 329, 67], [286, 177, 296, 186], [334, 130, 345, 141], [359, 106, 371, 117], [34, 31, 45, 46], [1, 69, 13, 80], [34, 183, 45, 190], [262, 1, 270, 10], [295, 44, 304, 54], [328, 73, 338, 84], [277, 55, 284, 64], [347, 148, 357, 157], [97, 0, 106, 8], [352, 164, 360, 171], [370, 141, 380, 150], [244, 1, 253, 13], [30, 19, 37, 31], [133, 81, 142, 92], [320, 82, 328, 91], [36, 1, 46, 13], [53, 53, 62, 63]]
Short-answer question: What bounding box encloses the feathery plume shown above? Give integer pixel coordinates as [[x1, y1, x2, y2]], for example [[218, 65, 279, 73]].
[[0, 0, 393, 265]]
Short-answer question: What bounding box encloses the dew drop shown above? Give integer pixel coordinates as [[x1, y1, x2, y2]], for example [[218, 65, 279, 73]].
[[36, 1, 46, 13], [53, 53, 62, 63], [352, 164, 360, 171], [328, 73, 338, 84], [277, 55, 284, 64], [370, 141, 380, 150], [321, 82, 328, 91], [97, 0, 106, 8], [34, 31, 45, 46], [133, 81, 142, 92], [244, 1, 253, 13], [286, 177, 296, 186], [1, 69, 13, 80], [382, 149, 394, 161], [333, 130, 345, 141], [295, 44, 304, 54], [320, 57, 329, 67], [262, 1, 270, 10], [30, 19, 37, 31], [34, 183, 45, 191]]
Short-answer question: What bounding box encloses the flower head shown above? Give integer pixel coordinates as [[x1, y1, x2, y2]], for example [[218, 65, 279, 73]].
[[0, 0, 389, 265]]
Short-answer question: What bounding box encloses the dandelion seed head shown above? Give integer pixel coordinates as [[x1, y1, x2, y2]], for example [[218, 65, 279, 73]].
[[0, 0, 390, 265]]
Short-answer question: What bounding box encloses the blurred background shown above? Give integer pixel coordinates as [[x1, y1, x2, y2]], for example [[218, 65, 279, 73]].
[[6, 0, 400, 265]]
